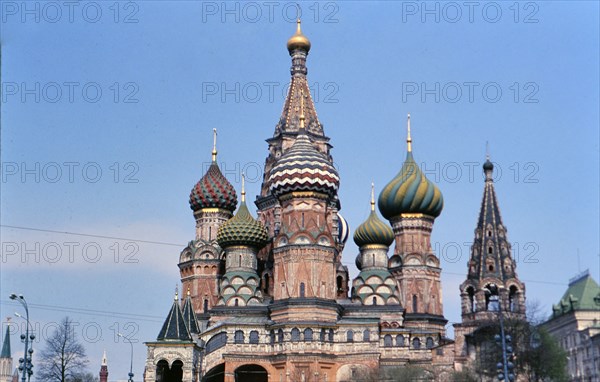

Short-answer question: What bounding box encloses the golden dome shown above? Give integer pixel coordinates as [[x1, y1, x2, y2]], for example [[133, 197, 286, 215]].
[[287, 19, 311, 53]]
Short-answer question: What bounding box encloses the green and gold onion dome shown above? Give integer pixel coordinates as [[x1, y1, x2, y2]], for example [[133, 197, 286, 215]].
[[378, 115, 443, 220], [353, 184, 394, 247], [287, 19, 311, 54], [189, 129, 238, 212], [217, 180, 268, 249]]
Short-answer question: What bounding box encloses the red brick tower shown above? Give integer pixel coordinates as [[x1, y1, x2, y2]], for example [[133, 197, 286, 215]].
[[99, 351, 108, 382]]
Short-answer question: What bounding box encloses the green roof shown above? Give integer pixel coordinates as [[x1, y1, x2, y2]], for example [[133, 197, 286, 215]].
[[553, 272, 600, 317]]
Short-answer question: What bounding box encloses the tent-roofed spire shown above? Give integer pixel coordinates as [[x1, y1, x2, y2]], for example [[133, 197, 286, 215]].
[[182, 288, 200, 335], [1, 321, 10, 358], [274, 21, 324, 138], [156, 291, 192, 342]]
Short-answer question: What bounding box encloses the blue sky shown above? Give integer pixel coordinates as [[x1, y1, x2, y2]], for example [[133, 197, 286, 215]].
[[1, 1, 598, 380]]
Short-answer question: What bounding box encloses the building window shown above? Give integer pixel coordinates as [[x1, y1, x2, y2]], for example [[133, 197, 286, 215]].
[[291, 328, 300, 342], [384, 335, 392, 347], [396, 334, 405, 347], [347, 331, 354, 343], [363, 329, 370, 342], [203, 299, 209, 313], [466, 287, 476, 313], [412, 337, 421, 349], [412, 295, 418, 312], [372, 296, 377, 305], [300, 282, 305, 298], [304, 328, 313, 342], [278, 329, 284, 343], [328, 329, 334, 342], [205, 332, 227, 353], [337, 276, 343, 291], [249, 330, 259, 344], [270, 330, 275, 345], [234, 330, 244, 344], [426, 337, 434, 349], [320, 328, 326, 342]]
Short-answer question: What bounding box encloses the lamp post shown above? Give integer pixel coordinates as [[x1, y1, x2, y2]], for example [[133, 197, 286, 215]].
[[9, 294, 34, 382], [118, 333, 134, 382], [485, 285, 514, 382]]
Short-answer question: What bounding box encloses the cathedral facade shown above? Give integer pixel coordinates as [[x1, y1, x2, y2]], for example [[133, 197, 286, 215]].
[[143, 22, 526, 382]]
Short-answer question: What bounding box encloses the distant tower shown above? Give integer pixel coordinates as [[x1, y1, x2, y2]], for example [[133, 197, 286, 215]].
[[179, 128, 238, 324], [454, 152, 526, 366], [459, 154, 526, 321], [99, 351, 108, 382], [1, 320, 13, 382], [378, 114, 446, 334]]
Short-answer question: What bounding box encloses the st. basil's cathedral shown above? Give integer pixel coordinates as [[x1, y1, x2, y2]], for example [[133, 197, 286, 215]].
[[142, 22, 527, 382]]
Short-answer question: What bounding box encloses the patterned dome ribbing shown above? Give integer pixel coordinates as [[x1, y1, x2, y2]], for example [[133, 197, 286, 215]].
[[378, 115, 443, 219], [268, 132, 339, 198], [354, 186, 394, 247], [190, 161, 238, 212], [217, 201, 268, 249], [354, 210, 395, 247]]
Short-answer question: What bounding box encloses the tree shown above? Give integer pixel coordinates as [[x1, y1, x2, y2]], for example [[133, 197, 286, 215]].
[[37, 317, 90, 382]]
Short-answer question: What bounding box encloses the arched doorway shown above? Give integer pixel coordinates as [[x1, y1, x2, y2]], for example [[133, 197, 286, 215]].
[[156, 360, 183, 382], [234, 364, 268, 382], [203, 364, 225, 382]]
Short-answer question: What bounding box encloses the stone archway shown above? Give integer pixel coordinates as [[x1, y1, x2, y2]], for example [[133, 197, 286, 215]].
[[156, 359, 184, 382], [203, 364, 225, 382], [234, 364, 268, 382]]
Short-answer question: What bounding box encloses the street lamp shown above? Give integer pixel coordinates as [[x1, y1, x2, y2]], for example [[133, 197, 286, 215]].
[[9, 294, 34, 382], [117, 333, 134, 382], [484, 285, 514, 382]]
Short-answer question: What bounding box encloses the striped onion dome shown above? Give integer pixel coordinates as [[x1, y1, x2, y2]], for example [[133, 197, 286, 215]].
[[378, 150, 443, 219], [268, 132, 339, 198], [190, 161, 237, 212], [353, 210, 394, 248], [337, 213, 349, 244], [217, 200, 268, 249]]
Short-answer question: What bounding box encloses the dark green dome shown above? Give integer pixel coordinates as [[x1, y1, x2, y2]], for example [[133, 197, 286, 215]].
[[217, 201, 268, 249], [483, 159, 494, 171], [378, 151, 443, 219], [353, 210, 394, 247]]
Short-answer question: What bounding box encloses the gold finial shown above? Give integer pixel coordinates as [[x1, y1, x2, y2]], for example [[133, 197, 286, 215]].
[[174, 286, 179, 301], [370, 182, 375, 211], [299, 90, 306, 129], [407, 113, 412, 152], [296, 18, 302, 34], [211, 128, 218, 162], [186, 287, 191, 297], [241, 172, 246, 202]]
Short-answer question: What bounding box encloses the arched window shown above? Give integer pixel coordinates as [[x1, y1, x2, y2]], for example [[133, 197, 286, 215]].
[[156, 360, 168, 382], [234, 298, 239, 307], [337, 276, 343, 291], [269, 330, 275, 345], [396, 334, 405, 347], [467, 287, 476, 313], [234, 330, 244, 344], [372, 296, 377, 305], [205, 332, 227, 353], [249, 330, 259, 344], [300, 282, 305, 298], [412, 295, 418, 312], [278, 329, 284, 343], [426, 337, 434, 349], [412, 337, 421, 349], [328, 329, 334, 342], [509, 286, 518, 312], [384, 334, 392, 347], [346, 330, 354, 343], [304, 328, 313, 342], [264, 274, 270, 294], [485, 284, 500, 311], [203, 299, 209, 313], [320, 328, 326, 342], [170, 360, 183, 382], [363, 329, 370, 342], [291, 328, 300, 342]]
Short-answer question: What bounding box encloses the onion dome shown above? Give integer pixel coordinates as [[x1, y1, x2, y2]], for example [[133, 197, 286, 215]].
[[189, 129, 237, 212], [483, 159, 494, 171], [354, 184, 394, 247], [287, 19, 311, 54], [217, 179, 268, 249], [337, 213, 349, 244], [378, 115, 443, 220]]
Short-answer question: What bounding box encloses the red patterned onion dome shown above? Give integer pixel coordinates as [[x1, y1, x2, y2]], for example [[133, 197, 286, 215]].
[[189, 161, 237, 212], [268, 133, 339, 198]]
